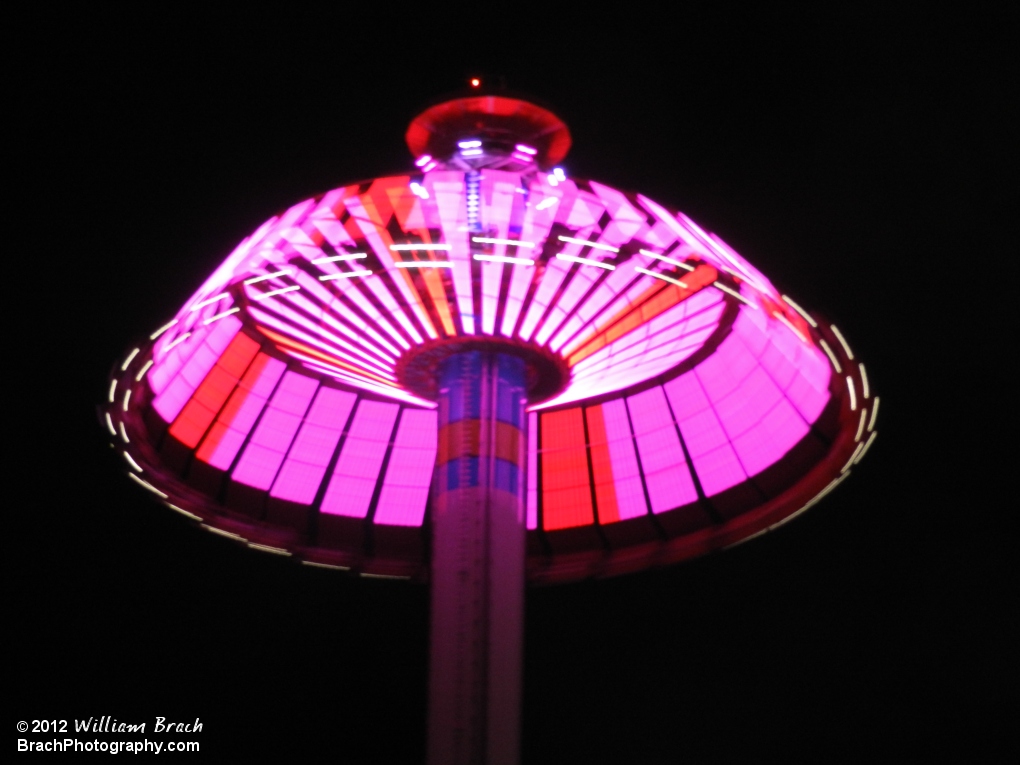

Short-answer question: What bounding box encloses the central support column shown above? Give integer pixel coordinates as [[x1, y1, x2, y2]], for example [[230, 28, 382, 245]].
[[428, 351, 528, 765]]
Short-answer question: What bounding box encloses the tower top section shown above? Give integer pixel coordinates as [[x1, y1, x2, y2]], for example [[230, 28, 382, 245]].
[[406, 95, 572, 172]]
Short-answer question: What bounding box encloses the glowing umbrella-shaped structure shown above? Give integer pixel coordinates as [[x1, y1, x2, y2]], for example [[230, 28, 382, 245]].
[[102, 85, 877, 765]]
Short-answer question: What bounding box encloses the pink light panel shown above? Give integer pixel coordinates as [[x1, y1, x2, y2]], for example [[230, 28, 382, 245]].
[[320, 400, 400, 518], [374, 409, 439, 526], [231, 372, 319, 490], [270, 387, 356, 504], [195, 354, 287, 470], [151, 316, 242, 423]]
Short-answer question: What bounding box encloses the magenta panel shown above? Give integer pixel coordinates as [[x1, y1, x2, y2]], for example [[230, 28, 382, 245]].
[[626, 387, 697, 513], [694, 331, 758, 404], [757, 333, 800, 390], [320, 400, 400, 518], [714, 366, 784, 439], [374, 409, 438, 526], [664, 372, 748, 496], [730, 307, 770, 354], [692, 444, 749, 496], [200, 357, 286, 470], [231, 372, 319, 490], [151, 316, 242, 422], [731, 398, 810, 477], [270, 387, 357, 505], [148, 324, 210, 395], [600, 399, 648, 521], [785, 371, 830, 424]]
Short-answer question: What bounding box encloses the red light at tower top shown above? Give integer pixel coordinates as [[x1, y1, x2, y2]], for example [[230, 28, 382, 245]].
[[470, 77, 481, 88]]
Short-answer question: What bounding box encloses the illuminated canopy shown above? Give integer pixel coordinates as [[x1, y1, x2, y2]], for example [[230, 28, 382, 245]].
[[102, 96, 876, 583]]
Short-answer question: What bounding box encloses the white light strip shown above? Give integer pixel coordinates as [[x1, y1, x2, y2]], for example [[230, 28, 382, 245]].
[[775, 312, 808, 342], [867, 397, 880, 432], [118, 422, 130, 444], [461, 148, 483, 156], [122, 389, 131, 412], [108, 379, 117, 403], [163, 332, 191, 352], [712, 281, 758, 308], [190, 293, 230, 312], [243, 269, 292, 285], [390, 243, 451, 251], [846, 376, 857, 411], [393, 261, 453, 269], [165, 502, 202, 521], [855, 409, 868, 442], [557, 253, 616, 270], [859, 363, 870, 399], [301, 560, 351, 571], [252, 285, 301, 301], [831, 324, 854, 359], [127, 472, 167, 498], [639, 249, 695, 271], [535, 197, 557, 210], [557, 235, 619, 253], [819, 339, 842, 373], [149, 319, 178, 340], [635, 266, 687, 288], [474, 254, 535, 266], [781, 295, 818, 327], [318, 270, 373, 280], [471, 237, 535, 248], [120, 347, 140, 371], [204, 307, 240, 324], [777, 471, 852, 527], [201, 524, 245, 542], [248, 542, 291, 556], [134, 359, 154, 381], [721, 526, 771, 550], [311, 253, 367, 264], [122, 451, 143, 473], [854, 431, 878, 464], [104, 412, 116, 436], [361, 572, 411, 580], [841, 443, 864, 473]]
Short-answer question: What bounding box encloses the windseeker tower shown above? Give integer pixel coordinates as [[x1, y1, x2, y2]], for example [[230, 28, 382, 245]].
[[102, 86, 877, 765]]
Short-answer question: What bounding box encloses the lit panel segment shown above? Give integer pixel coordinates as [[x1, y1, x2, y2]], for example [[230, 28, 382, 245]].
[[151, 316, 242, 423], [195, 354, 287, 469], [626, 387, 698, 512], [320, 400, 400, 518], [232, 372, 319, 490], [374, 409, 438, 526], [731, 307, 831, 426], [729, 397, 809, 477], [168, 332, 261, 448], [540, 407, 594, 530], [270, 387, 357, 504], [585, 401, 649, 523], [663, 373, 748, 496]]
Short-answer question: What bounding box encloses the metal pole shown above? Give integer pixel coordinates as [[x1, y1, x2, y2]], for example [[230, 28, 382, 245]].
[[428, 350, 527, 765]]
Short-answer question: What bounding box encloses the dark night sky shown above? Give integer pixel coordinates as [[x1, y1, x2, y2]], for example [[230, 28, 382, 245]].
[[10, 6, 1011, 762]]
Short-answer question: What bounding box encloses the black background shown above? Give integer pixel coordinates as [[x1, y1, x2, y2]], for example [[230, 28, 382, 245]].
[[10, 6, 1011, 762]]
